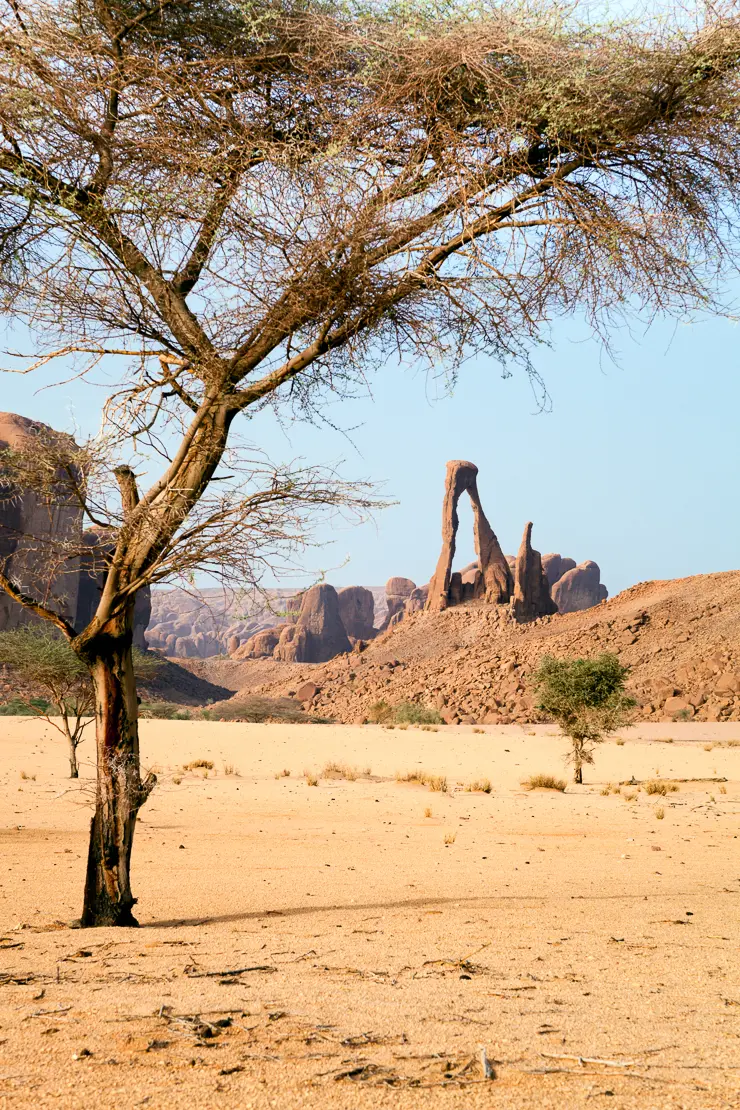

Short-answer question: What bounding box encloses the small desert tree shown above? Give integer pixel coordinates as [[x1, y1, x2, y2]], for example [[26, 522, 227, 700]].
[[2, 0, 740, 924], [532, 654, 635, 783], [0, 626, 93, 776], [0, 626, 162, 777]]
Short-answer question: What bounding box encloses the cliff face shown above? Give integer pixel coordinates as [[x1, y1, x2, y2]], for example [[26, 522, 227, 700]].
[[0, 412, 82, 631]]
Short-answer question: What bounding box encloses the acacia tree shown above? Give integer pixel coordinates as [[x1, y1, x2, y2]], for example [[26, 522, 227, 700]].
[[2, 0, 740, 926], [532, 654, 636, 782]]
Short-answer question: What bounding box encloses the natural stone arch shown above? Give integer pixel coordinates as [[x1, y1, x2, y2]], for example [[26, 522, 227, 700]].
[[426, 460, 513, 611]]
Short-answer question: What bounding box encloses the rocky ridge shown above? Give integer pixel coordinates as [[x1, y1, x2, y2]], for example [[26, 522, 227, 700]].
[[244, 570, 740, 725]]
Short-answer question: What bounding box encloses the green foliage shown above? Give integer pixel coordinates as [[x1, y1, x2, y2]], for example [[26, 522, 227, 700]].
[[0, 626, 88, 686], [199, 696, 316, 723], [393, 701, 443, 725], [0, 696, 51, 715], [531, 653, 636, 781], [139, 701, 191, 720]]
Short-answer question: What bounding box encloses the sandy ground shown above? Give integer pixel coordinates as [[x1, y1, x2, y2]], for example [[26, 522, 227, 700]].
[[1, 718, 740, 1110]]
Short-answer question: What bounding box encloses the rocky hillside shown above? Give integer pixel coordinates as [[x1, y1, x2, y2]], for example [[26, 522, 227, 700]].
[[243, 570, 740, 725]]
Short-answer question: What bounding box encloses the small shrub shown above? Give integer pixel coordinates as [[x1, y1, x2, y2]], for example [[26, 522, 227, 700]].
[[305, 771, 319, 786], [0, 696, 52, 716], [655, 806, 665, 819], [466, 778, 492, 793], [622, 790, 637, 801], [655, 737, 674, 744], [615, 737, 625, 746], [199, 695, 315, 723], [719, 784, 727, 794], [703, 743, 714, 752], [140, 700, 190, 720], [522, 773, 566, 792], [644, 780, 679, 796], [600, 786, 610, 796], [172, 776, 183, 785], [443, 831, 457, 845], [674, 708, 692, 721], [368, 700, 394, 724], [275, 768, 291, 779], [223, 763, 239, 776], [424, 806, 432, 818], [394, 701, 443, 725], [183, 759, 214, 771], [20, 770, 36, 781], [427, 774, 448, 792], [473, 727, 485, 734]]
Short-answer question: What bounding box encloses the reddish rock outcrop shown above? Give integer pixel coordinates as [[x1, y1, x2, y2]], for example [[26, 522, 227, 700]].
[[337, 585, 376, 640], [270, 584, 351, 663], [273, 623, 309, 662], [384, 577, 416, 626], [0, 412, 82, 632], [541, 553, 576, 588], [551, 560, 608, 614], [426, 461, 512, 611], [233, 627, 283, 660], [512, 522, 558, 622]]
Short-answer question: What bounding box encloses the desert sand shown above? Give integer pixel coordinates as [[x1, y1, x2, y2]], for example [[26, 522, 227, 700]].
[[1, 718, 739, 1109]]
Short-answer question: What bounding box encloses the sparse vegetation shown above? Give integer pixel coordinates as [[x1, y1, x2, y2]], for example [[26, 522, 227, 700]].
[[274, 769, 291, 780], [465, 778, 492, 793], [182, 759, 214, 771], [719, 784, 728, 794], [655, 737, 675, 744], [223, 763, 239, 776], [473, 728, 485, 734], [200, 696, 317, 724], [655, 806, 665, 819], [615, 737, 625, 746], [645, 780, 679, 796], [322, 761, 371, 781], [396, 770, 448, 793], [372, 700, 442, 726], [703, 743, 714, 752], [424, 806, 433, 818], [139, 701, 191, 720], [305, 772, 319, 787], [532, 654, 636, 784], [522, 773, 567, 792], [444, 832, 457, 845], [20, 770, 36, 781], [172, 776, 183, 785]]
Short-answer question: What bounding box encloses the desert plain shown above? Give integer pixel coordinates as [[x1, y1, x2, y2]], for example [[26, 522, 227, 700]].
[[1, 718, 739, 1110]]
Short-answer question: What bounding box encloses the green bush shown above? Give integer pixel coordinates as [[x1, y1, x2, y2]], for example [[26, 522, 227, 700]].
[[0, 696, 51, 716], [394, 701, 442, 725], [531, 653, 636, 784], [199, 696, 315, 723], [139, 701, 191, 720]]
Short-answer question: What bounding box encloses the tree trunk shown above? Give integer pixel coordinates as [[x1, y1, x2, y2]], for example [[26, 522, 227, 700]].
[[69, 746, 79, 778], [79, 608, 155, 927], [573, 764, 582, 784]]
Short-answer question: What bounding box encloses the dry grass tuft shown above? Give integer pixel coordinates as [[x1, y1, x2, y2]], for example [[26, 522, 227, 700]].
[[654, 737, 674, 744], [418, 724, 439, 732], [183, 759, 214, 771], [473, 727, 485, 734], [396, 770, 448, 792], [615, 737, 625, 746], [223, 763, 239, 776], [322, 761, 371, 781], [703, 743, 714, 751], [622, 790, 637, 802], [424, 806, 432, 818], [465, 778, 492, 793], [20, 770, 35, 781], [172, 775, 183, 785], [522, 773, 566, 792], [719, 784, 727, 794], [644, 780, 679, 796], [443, 831, 457, 845], [274, 768, 291, 779], [655, 806, 665, 819], [304, 771, 319, 786]]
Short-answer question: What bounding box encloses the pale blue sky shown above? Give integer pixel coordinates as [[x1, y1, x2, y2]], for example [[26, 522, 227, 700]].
[[2, 306, 738, 598]]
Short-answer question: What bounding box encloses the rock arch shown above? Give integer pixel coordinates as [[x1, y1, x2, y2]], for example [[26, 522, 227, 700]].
[[426, 460, 513, 611]]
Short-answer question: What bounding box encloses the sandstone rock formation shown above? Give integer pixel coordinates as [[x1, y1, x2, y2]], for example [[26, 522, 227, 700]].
[[512, 522, 558, 622], [384, 577, 416, 626], [294, 584, 352, 662], [551, 560, 608, 614], [337, 585, 376, 641], [426, 460, 512, 611], [233, 627, 283, 660], [0, 412, 82, 631], [541, 553, 576, 588]]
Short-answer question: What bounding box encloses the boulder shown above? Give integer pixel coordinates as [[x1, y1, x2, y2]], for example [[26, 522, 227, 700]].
[[551, 560, 606, 614], [233, 627, 283, 659], [227, 635, 240, 656], [664, 696, 694, 719], [541, 553, 577, 587], [384, 577, 416, 625], [297, 681, 320, 703], [426, 460, 512, 611], [404, 585, 429, 615], [273, 622, 310, 663], [337, 585, 376, 640], [512, 523, 557, 622]]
